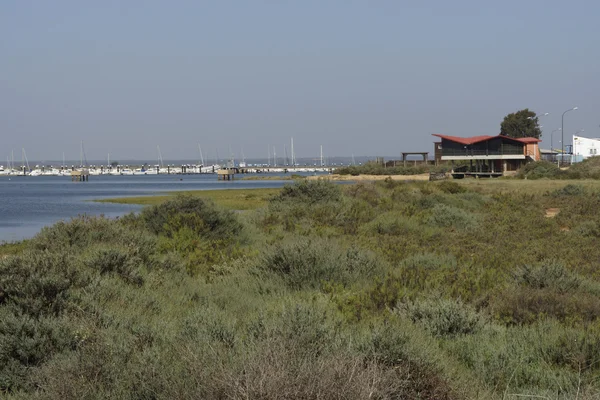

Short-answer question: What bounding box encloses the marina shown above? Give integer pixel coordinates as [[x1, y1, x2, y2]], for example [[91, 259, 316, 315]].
[[0, 172, 321, 243], [0, 163, 334, 177]]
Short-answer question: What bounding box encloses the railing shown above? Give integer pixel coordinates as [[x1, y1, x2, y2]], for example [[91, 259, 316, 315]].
[[442, 149, 523, 157]]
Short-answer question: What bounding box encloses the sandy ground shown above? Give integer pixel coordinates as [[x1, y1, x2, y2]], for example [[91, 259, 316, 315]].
[[307, 173, 431, 181]]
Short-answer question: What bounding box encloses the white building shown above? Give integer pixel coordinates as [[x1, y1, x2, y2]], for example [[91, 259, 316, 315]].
[[572, 135, 600, 163]]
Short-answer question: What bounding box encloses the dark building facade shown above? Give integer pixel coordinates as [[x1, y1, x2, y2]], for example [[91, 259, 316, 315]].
[[433, 134, 541, 173]]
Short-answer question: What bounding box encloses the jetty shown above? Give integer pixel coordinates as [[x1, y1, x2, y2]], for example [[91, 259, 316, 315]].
[[71, 169, 90, 182]]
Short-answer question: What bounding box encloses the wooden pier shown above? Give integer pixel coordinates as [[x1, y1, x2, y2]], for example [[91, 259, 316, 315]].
[[71, 169, 90, 182], [217, 168, 236, 181]]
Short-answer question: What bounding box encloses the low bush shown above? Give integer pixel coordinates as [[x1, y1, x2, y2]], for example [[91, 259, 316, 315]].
[[426, 204, 478, 230], [550, 183, 586, 197], [271, 179, 342, 204], [397, 297, 486, 337], [83, 245, 144, 286], [31, 216, 157, 263], [574, 220, 600, 238], [436, 180, 467, 194], [516, 161, 562, 179], [138, 194, 243, 241], [0, 251, 84, 317], [256, 239, 381, 289], [566, 156, 600, 179], [0, 311, 75, 393], [491, 287, 600, 325], [513, 261, 584, 293]]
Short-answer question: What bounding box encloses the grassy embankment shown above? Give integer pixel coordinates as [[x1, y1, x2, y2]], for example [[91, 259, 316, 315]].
[[95, 188, 282, 210], [4, 177, 600, 398]]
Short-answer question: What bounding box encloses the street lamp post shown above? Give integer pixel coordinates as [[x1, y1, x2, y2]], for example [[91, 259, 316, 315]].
[[551, 128, 562, 153], [561, 107, 578, 162]]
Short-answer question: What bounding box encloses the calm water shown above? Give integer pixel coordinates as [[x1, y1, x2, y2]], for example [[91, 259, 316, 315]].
[[0, 173, 295, 242]]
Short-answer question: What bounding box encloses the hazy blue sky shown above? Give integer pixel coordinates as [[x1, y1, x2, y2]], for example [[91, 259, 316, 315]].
[[2, 1, 599, 162]]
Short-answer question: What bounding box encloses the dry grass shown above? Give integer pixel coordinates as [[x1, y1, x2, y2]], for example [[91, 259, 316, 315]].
[[95, 188, 281, 210]]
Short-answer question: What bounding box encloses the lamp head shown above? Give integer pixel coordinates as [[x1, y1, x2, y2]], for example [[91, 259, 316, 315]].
[[573, 107, 579, 110]]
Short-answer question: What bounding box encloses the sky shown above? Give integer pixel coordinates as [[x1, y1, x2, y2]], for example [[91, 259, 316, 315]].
[[1, 0, 599, 162]]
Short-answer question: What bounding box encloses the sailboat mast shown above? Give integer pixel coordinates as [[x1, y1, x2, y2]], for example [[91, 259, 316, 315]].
[[198, 144, 205, 166], [291, 137, 294, 166], [273, 146, 277, 167], [157, 146, 164, 168], [320, 145, 323, 167]]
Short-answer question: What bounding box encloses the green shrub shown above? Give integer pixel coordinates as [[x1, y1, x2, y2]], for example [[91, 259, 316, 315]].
[[574, 220, 600, 237], [271, 179, 342, 204], [566, 156, 600, 179], [516, 161, 562, 179], [426, 204, 478, 230], [139, 194, 242, 240], [491, 287, 600, 325], [256, 239, 380, 289], [83, 245, 144, 286], [449, 321, 584, 394], [436, 180, 467, 194], [0, 251, 84, 317], [0, 311, 75, 393], [550, 184, 586, 197], [513, 261, 583, 293], [397, 297, 486, 337], [31, 216, 157, 262]]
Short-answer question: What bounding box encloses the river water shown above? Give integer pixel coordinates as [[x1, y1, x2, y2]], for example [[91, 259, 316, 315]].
[[0, 173, 297, 243]]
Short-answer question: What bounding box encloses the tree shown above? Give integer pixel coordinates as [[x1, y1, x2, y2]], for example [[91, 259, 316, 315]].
[[500, 109, 542, 139], [110, 161, 119, 167]]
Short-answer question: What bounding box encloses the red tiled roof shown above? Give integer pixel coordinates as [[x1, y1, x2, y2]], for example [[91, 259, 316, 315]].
[[432, 134, 494, 145], [514, 137, 541, 144], [432, 134, 541, 145]]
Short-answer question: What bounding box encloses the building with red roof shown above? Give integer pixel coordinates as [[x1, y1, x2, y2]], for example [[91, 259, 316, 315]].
[[432, 134, 541, 175]]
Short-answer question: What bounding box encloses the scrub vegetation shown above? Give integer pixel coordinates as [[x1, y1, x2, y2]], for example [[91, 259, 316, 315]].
[[335, 161, 448, 176], [3, 178, 600, 399]]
